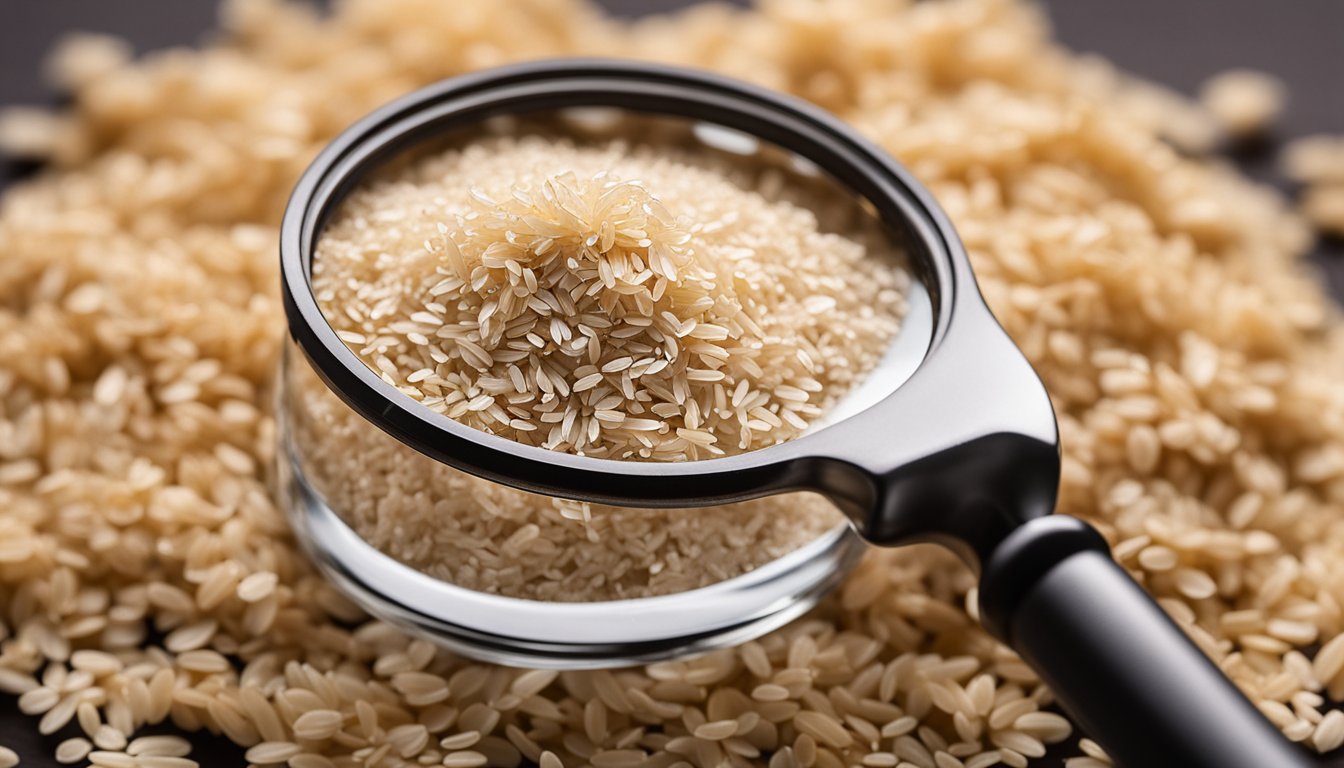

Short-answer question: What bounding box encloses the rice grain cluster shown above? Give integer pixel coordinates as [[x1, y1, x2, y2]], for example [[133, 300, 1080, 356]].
[[287, 355, 848, 600], [296, 136, 904, 599], [1, 0, 1343, 767], [312, 138, 906, 461]]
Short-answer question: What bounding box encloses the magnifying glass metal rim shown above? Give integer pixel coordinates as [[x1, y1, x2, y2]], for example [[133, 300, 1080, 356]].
[[278, 425, 866, 668], [279, 58, 989, 511]]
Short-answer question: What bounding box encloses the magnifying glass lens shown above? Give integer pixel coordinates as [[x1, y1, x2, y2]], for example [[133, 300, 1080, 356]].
[[281, 96, 933, 665]]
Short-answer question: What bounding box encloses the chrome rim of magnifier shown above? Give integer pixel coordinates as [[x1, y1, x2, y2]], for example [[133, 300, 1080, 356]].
[[279, 59, 960, 668], [279, 439, 866, 669]]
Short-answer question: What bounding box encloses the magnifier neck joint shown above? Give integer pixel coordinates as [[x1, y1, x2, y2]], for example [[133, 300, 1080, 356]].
[[836, 430, 1060, 572]]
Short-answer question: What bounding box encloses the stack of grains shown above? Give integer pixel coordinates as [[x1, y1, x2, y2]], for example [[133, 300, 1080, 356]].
[[299, 136, 906, 599], [0, 0, 1342, 766]]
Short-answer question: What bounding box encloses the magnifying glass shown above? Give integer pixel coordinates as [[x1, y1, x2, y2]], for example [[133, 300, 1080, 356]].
[[278, 60, 1317, 768]]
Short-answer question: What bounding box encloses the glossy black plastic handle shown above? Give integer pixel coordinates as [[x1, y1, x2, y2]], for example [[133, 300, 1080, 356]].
[[980, 517, 1313, 768]]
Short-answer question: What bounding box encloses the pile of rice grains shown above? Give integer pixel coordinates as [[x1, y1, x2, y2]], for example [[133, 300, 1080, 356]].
[[1, 0, 1343, 767], [297, 135, 904, 599]]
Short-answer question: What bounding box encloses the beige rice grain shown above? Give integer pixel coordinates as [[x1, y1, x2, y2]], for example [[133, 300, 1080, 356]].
[[55, 738, 93, 765], [439, 733, 481, 752], [164, 620, 219, 653], [292, 709, 344, 741], [39, 695, 79, 735], [1314, 710, 1344, 753], [244, 743, 302, 765], [88, 752, 136, 768], [441, 751, 488, 768], [1199, 69, 1286, 139], [93, 726, 128, 752], [1301, 184, 1344, 237], [76, 701, 101, 738], [176, 651, 230, 675], [236, 572, 279, 603], [127, 737, 193, 759], [1282, 134, 1344, 184], [288, 755, 336, 768], [135, 758, 198, 768]]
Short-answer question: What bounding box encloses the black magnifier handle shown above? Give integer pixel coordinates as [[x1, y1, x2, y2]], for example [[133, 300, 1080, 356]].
[[979, 516, 1316, 768]]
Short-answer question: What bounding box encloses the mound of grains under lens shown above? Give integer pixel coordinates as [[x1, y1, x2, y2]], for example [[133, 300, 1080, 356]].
[[313, 138, 907, 460], [287, 354, 849, 600], [301, 138, 903, 600], [3, 0, 1344, 766]]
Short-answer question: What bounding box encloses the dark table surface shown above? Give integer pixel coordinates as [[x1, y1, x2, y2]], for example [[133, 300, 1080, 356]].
[[1, 1, 1341, 766]]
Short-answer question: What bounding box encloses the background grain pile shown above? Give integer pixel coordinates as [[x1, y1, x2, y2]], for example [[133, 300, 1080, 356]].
[[0, 0, 1342, 767]]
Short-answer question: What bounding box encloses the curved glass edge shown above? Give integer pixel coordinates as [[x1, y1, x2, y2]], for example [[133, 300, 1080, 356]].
[[277, 342, 865, 667], [281, 447, 864, 666]]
